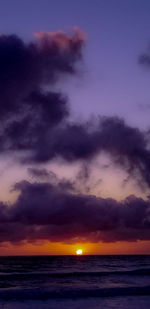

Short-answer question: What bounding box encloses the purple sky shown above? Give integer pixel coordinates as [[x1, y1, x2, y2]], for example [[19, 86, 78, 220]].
[[1, 0, 150, 251], [0, 0, 150, 128]]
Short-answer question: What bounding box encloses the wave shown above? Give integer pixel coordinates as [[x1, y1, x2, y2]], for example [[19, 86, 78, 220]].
[[0, 285, 150, 300], [0, 268, 150, 279]]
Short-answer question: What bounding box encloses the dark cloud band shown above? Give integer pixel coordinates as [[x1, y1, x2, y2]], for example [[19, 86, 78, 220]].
[[0, 181, 150, 244]]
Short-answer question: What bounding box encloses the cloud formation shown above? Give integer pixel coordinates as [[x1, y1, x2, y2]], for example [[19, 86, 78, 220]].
[[0, 29, 84, 155], [0, 30, 149, 189], [0, 30, 150, 246], [0, 181, 150, 244]]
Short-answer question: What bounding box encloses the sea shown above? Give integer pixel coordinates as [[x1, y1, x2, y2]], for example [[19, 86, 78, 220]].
[[0, 255, 150, 308]]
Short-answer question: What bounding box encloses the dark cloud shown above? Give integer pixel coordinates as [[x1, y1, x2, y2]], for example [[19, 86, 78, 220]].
[[0, 29, 85, 153], [0, 31, 149, 189], [139, 44, 150, 67], [28, 167, 52, 180], [27, 167, 76, 192], [24, 116, 150, 187], [0, 31, 84, 118], [0, 181, 150, 244]]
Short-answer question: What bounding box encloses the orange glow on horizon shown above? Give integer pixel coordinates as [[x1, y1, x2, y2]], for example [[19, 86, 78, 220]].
[[0, 240, 150, 256]]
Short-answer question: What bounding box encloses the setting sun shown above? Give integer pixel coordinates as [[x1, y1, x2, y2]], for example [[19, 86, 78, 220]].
[[76, 249, 83, 255]]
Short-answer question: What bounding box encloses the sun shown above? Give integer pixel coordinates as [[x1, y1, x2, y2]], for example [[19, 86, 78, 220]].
[[76, 249, 83, 255]]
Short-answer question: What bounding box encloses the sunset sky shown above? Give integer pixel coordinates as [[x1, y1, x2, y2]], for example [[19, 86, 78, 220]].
[[1, 0, 150, 255]]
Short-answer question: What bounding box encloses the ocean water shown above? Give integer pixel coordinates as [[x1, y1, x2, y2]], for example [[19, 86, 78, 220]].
[[0, 255, 150, 308]]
